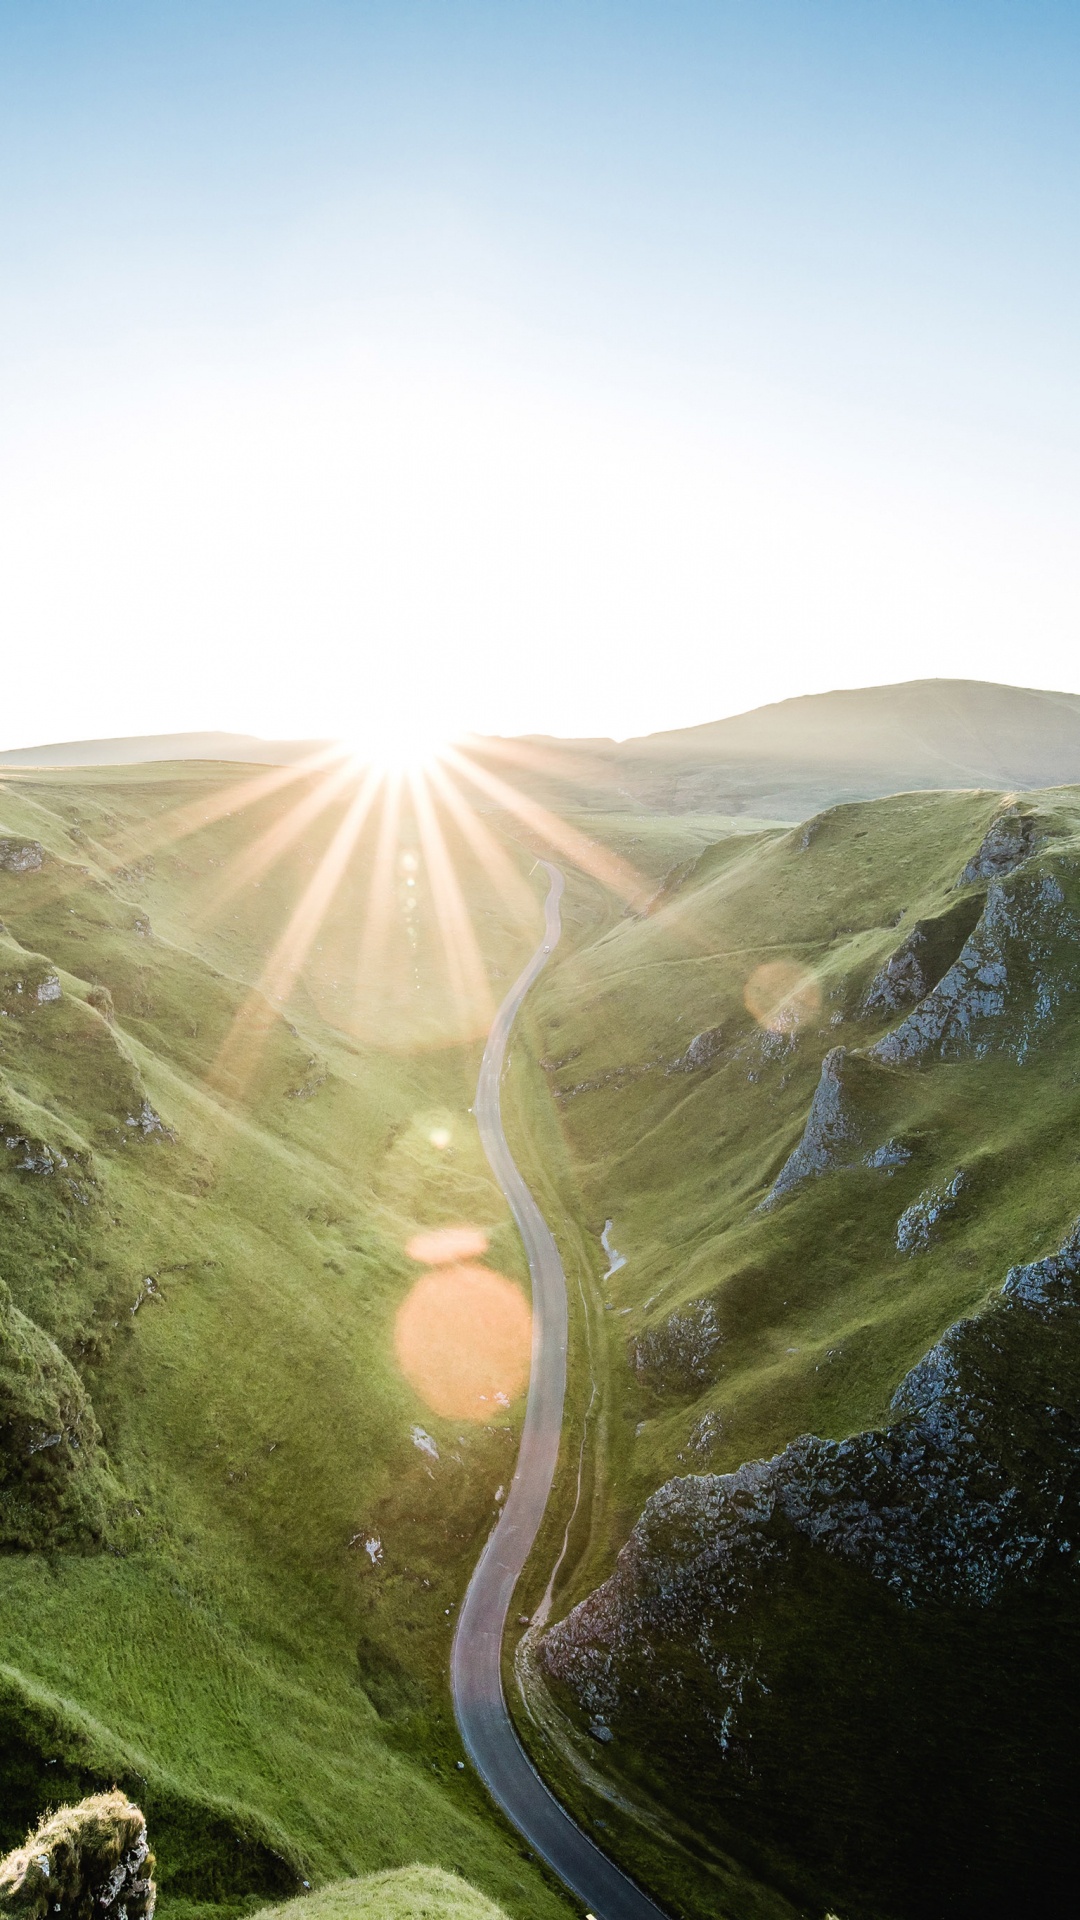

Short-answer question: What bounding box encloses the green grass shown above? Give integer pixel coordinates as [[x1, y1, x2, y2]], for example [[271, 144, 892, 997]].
[[250, 1867, 508, 1920], [0, 763, 573, 1920], [499, 785, 1080, 1916], [523, 789, 1080, 1550], [12, 756, 1070, 1919]]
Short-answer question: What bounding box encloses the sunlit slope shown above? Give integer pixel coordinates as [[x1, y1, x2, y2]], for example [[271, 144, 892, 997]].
[[529, 789, 1080, 1499], [519, 784, 1080, 1918], [0, 764, 570, 1920], [250, 1867, 509, 1920]]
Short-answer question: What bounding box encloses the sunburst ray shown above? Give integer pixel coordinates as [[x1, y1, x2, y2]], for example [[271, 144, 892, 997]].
[[425, 759, 541, 928], [442, 744, 649, 909], [190, 755, 360, 929], [408, 767, 494, 1040], [210, 767, 383, 1093]]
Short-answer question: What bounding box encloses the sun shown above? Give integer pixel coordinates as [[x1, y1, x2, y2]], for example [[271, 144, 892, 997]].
[[335, 715, 450, 778]]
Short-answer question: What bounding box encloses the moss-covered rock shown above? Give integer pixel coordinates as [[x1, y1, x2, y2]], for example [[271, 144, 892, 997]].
[[0, 1793, 155, 1920], [0, 1278, 119, 1549]]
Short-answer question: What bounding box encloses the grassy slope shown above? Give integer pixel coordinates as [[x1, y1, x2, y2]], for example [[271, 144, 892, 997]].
[[0, 764, 573, 1920], [250, 1866, 508, 1920], [501, 786, 1080, 1911]]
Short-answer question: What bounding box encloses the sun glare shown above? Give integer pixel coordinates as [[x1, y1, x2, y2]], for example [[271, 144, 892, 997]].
[[122, 710, 649, 1088], [339, 717, 450, 777]]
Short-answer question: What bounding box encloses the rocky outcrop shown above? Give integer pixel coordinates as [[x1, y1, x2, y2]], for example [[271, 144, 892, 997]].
[[0, 841, 44, 875], [770, 859, 1079, 1207], [862, 896, 983, 1018], [0, 956, 63, 1015], [542, 1222, 1080, 1724], [667, 1025, 726, 1073], [0, 1279, 120, 1549], [764, 1047, 854, 1200], [630, 1297, 724, 1392], [122, 1100, 174, 1141], [870, 867, 1078, 1065], [542, 1225, 1080, 1916], [763, 1047, 906, 1203], [0, 1794, 155, 1920], [2, 1134, 75, 1178], [896, 1170, 965, 1253], [956, 806, 1039, 885]]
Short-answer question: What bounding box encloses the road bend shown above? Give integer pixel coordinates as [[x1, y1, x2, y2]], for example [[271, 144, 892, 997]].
[[451, 862, 667, 1920]]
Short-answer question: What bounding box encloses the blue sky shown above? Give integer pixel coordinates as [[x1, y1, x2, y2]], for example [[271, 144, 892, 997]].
[[2, 2, 1079, 746]]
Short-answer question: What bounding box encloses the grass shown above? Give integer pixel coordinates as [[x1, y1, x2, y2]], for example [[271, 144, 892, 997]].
[[0, 761, 575, 1920], [500, 784, 1080, 1917], [249, 1867, 508, 1920], [11, 754, 1069, 1919]]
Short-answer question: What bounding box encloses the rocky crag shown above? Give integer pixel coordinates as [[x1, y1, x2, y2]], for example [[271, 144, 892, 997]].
[[539, 803, 1080, 1919], [0, 1794, 155, 1920]]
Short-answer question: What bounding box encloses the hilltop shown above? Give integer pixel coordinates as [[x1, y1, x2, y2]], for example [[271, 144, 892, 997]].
[[498, 677, 1080, 818]]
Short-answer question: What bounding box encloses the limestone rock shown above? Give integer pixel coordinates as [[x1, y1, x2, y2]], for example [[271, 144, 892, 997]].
[[122, 1100, 175, 1142], [668, 1025, 726, 1073], [870, 868, 1078, 1066], [0, 1279, 120, 1549], [764, 1047, 853, 1201], [541, 1221, 1080, 1734], [0, 840, 44, 875], [862, 897, 983, 1018], [631, 1297, 724, 1391], [0, 1793, 155, 1920], [956, 806, 1039, 885], [763, 1047, 902, 1203], [896, 1170, 965, 1253]]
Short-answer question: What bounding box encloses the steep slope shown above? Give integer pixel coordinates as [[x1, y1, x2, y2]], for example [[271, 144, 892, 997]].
[[0, 764, 572, 1920], [514, 785, 1080, 1918]]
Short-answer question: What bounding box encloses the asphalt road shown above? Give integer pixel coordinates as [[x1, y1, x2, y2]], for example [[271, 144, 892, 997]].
[[451, 862, 668, 1920]]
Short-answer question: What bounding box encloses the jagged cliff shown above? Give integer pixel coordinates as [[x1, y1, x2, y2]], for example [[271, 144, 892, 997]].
[[530, 792, 1080, 1920]]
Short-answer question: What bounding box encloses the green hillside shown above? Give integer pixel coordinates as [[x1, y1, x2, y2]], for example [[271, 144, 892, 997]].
[[0, 762, 574, 1920], [250, 1867, 509, 1920], [506, 785, 1080, 1918]]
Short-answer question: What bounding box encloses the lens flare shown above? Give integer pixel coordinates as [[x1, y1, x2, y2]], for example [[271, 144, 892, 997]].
[[394, 1264, 531, 1421], [743, 959, 821, 1033]]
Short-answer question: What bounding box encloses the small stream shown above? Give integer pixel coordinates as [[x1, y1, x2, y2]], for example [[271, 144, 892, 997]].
[[601, 1219, 627, 1280]]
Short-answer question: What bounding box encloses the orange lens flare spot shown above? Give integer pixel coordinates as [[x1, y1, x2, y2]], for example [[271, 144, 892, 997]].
[[406, 1224, 490, 1266], [743, 959, 821, 1033], [429, 1126, 452, 1150], [394, 1264, 531, 1421]]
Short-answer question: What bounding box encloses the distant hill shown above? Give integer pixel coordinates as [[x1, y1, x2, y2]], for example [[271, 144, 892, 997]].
[[494, 678, 1080, 819], [6, 680, 1080, 820], [0, 731, 327, 768]]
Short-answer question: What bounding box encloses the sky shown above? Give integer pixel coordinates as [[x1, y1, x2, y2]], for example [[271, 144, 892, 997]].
[[2, 1, 1079, 753]]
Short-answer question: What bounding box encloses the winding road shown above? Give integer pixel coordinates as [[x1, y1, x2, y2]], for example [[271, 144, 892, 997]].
[[451, 862, 667, 1920]]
